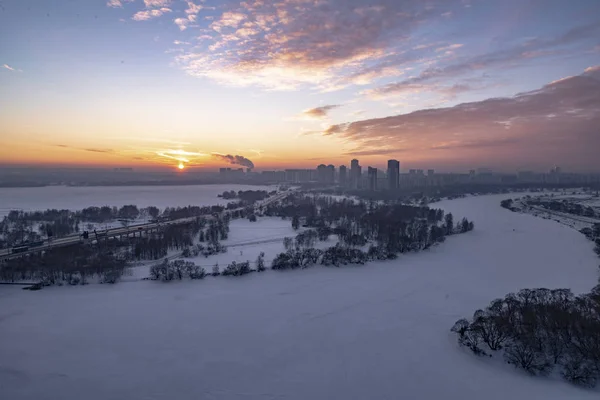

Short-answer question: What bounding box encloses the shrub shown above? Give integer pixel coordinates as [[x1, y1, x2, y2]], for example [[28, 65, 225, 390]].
[[100, 269, 122, 284], [185, 262, 206, 279], [256, 252, 266, 272], [222, 261, 251, 276]]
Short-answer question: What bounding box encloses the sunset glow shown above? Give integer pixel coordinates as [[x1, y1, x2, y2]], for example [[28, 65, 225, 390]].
[[0, 1, 599, 171]]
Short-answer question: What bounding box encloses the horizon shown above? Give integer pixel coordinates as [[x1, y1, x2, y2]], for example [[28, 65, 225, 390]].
[[1, 163, 600, 176], [1, 0, 599, 172]]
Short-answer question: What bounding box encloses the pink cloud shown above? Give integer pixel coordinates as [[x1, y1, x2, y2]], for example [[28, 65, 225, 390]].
[[132, 7, 172, 21], [143, 0, 171, 7], [301, 104, 342, 119], [321, 66, 600, 170], [175, 0, 458, 90], [106, 0, 134, 7]]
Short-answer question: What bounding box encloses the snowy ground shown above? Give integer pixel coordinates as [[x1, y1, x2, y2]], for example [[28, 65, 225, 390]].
[[512, 192, 600, 231], [189, 217, 337, 268], [1, 194, 599, 400], [0, 184, 276, 217], [129, 217, 339, 278]]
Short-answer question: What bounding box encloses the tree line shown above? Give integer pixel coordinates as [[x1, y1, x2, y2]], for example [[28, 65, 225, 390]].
[[0, 199, 252, 249], [0, 242, 128, 285], [264, 193, 474, 269], [1, 215, 231, 285], [452, 287, 600, 387], [218, 189, 272, 202]]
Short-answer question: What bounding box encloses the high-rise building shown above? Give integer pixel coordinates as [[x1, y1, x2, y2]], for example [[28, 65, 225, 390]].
[[339, 165, 347, 187], [368, 167, 378, 191], [427, 169, 435, 176], [326, 165, 335, 184], [350, 159, 361, 189], [387, 159, 399, 190], [316, 164, 327, 183]]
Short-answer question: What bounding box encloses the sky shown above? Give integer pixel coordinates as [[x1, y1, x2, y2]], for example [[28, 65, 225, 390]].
[[0, 0, 599, 172]]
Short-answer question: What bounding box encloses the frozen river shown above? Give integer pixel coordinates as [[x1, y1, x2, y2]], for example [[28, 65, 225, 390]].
[[0, 184, 275, 216], [0, 193, 598, 400]]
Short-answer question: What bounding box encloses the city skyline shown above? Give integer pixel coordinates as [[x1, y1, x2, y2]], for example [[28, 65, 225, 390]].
[[1, 0, 599, 171]]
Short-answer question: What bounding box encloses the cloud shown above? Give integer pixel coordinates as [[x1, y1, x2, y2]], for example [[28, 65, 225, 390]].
[[52, 144, 114, 154], [368, 22, 600, 98], [434, 43, 463, 53], [174, 14, 197, 31], [320, 66, 600, 169], [144, 0, 171, 7], [155, 149, 207, 163], [350, 110, 366, 116], [132, 8, 172, 21], [2, 64, 20, 72], [185, 1, 203, 15], [212, 153, 255, 169], [302, 105, 342, 119], [175, 0, 460, 90], [106, 0, 134, 7], [83, 148, 114, 154]]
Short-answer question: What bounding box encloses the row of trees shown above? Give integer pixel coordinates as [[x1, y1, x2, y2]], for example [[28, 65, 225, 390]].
[[152, 252, 266, 281], [219, 190, 271, 203], [150, 259, 206, 281], [130, 216, 230, 261], [527, 199, 597, 218], [0, 201, 237, 249], [260, 193, 475, 270], [1, 214, 230, 285], [0, 243, 128, 285], [451, 287, 600, 387]]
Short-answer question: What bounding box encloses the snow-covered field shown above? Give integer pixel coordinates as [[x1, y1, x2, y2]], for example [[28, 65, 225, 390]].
[[1, 194, 599, 400], [511, 192, 600, 231], [188, 217, 335, 268], [0, 184, 276, 217], [127, 217, 339, 278]]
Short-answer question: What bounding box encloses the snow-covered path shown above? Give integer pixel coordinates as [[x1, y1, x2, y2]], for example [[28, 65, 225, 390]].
[[1, 194, 598, 400]]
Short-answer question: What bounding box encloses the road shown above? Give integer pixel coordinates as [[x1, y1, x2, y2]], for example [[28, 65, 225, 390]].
[[0, 190, 291, 260]]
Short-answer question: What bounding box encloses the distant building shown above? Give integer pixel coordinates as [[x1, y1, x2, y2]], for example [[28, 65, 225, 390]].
[[350, 159, 362, 189], [326, 165, 335, 184], [517, 170, 537, 183], [219, 167, 244, 180], [427, 169, 435, 176], [316, 164, 335, 184], [368, 167, 378, 191], [285, 169, 315, 183], [317, 164, 327, 183], [387, 159, 400, 190], [339, 165, 347, 187]]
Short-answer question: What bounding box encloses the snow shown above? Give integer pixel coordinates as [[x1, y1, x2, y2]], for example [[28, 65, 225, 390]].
[[1, 193, 599, 400], [511, 193, 600, 231], [144, 217, 339, 273], [0, 184, 276, 217]]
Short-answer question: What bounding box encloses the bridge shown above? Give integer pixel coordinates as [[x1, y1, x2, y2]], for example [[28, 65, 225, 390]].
[[0, 190, 290, 262]]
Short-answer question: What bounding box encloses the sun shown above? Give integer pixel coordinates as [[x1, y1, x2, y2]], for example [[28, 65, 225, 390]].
[[178, 162, 185, 170]]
